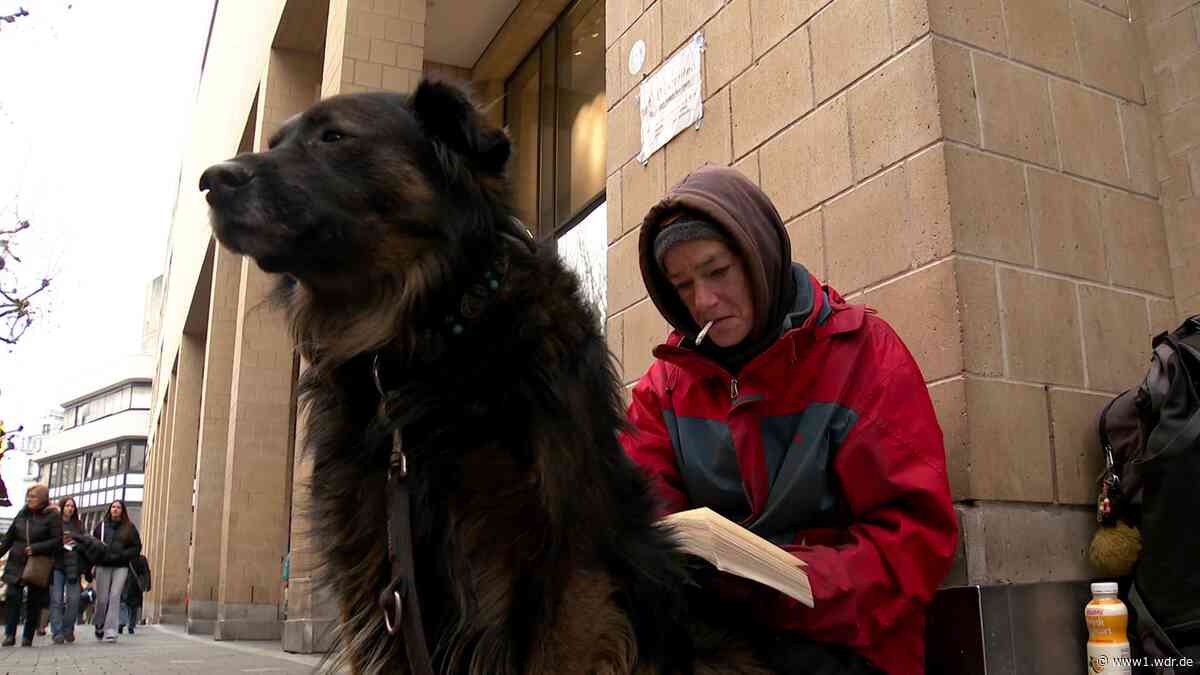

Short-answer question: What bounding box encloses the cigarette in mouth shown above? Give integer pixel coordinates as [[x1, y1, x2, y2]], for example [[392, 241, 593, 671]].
[[695, 320, 714, 345]]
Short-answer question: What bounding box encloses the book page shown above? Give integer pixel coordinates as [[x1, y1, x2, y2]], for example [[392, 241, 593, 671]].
[[662, 508, 813, 607]]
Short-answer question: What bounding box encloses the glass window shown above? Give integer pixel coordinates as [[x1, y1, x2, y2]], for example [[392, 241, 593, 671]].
[[117, 445, 128, 475], [556, 202, 608, 326], [103, 388, 121, 416], [131, 383, 151, 409], [48, 463, 58, 488], [506, 50, 541, 234], [63, 406, 76, 429], [129, 443, 146, 472], [555, 0, 605, 220], [506, 0, 606, 239]]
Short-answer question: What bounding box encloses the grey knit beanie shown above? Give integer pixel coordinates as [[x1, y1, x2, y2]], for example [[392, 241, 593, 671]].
[[652, 217, 733, 272]]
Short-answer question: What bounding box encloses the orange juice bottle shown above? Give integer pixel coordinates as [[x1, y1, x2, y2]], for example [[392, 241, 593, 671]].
[[1086, 582, 1132, 674]]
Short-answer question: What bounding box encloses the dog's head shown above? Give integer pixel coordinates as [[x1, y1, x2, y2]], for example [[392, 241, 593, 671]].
[[199, 79, 511, 291]]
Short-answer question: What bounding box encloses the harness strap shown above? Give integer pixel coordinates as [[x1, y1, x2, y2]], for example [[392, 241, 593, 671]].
[[374, 357, 434, 675], [370, 227, 533, 673]]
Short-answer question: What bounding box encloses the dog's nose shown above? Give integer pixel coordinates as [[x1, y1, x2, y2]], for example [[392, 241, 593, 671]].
[[199, 161, 253, 193]]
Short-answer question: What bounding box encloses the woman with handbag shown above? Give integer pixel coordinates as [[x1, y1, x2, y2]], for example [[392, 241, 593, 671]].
[[119, 554, 149, 635], [49, 496, 85, 644], [90, 499, 141, 642], [0, 484, 61, 647]]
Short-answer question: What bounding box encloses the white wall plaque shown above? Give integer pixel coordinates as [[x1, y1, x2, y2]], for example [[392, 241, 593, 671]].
[[628, 39, 646, 76], [637, 32, 704, 164]]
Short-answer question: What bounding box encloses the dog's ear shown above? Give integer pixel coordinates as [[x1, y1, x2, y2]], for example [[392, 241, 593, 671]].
[[412, 79, 510, 174]]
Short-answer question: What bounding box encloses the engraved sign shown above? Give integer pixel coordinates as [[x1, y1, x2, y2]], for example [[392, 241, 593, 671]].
[[638, 33, 704, 163]]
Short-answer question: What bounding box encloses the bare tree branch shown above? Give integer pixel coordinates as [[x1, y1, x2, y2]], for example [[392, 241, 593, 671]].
[[0, 7, 30, 31], [0, 217, 51, 345]]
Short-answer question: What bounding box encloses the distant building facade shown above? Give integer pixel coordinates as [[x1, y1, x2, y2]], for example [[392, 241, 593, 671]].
[[37, 358, 152, 531], [0, 411, 57, 532]]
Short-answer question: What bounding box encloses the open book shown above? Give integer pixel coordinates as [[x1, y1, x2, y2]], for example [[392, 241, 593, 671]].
[[661, 507, 813, 607]]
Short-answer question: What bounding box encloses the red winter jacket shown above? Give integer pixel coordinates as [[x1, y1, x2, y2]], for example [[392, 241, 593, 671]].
[[621, 273, 958, 675]]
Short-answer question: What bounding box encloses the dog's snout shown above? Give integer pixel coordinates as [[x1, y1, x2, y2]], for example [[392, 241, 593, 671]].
[[199, 161, 254, 194]]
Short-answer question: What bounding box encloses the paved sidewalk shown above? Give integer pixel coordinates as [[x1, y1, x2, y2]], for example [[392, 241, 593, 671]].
[[0, 624, 325, 674]]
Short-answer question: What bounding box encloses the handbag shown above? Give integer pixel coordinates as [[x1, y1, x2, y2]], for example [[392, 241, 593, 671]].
[[19, 519, 52, 589], [127, 561, 144, 592]]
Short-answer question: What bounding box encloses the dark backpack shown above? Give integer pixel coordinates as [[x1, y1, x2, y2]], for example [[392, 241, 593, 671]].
[[1098, 314, 1200, 670]]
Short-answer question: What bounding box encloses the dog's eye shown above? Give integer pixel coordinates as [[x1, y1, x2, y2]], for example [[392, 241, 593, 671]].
[[321, 130, 346, 143]]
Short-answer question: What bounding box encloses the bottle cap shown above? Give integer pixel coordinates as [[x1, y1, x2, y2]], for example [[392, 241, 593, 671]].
[[1091, 582, 1119, 595]]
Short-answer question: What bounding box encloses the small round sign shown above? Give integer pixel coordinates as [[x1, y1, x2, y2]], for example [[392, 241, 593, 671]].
[[628, 40, 646, 76]]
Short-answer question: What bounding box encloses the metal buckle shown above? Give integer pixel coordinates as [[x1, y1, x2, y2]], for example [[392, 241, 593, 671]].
[[381, 589, 403, 635], [372, 354, 386, 398], [390, 430, 407, 479]]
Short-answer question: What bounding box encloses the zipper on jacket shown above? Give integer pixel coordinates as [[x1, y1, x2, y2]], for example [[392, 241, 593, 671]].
[[729, 378, 739, 400]]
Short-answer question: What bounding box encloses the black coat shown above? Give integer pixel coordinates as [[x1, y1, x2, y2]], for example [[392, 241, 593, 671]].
[[52, 519, 87, 580], [0, 507, 63, 584], [91, 518, 141, 567], [121, 554, 150, 609]]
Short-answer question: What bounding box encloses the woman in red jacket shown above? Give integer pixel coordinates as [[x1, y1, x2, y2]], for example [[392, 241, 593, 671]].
[[621, 165, 958, 675]]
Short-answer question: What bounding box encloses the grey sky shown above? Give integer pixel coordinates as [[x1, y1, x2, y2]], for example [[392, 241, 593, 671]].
[[0, 0, 214, 429]]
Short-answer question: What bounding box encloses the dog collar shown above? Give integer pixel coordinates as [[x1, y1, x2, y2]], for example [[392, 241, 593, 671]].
[[441, 246, 509, 338], [441, 219, 535, 338]]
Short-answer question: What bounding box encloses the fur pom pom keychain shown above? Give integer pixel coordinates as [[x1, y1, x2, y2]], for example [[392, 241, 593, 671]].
[[1087, 445, 1141, 577]]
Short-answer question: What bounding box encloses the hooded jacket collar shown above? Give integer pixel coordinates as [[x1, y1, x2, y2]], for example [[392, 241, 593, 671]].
[[638, 166, 798, 373], [653, 268, 866, 380]]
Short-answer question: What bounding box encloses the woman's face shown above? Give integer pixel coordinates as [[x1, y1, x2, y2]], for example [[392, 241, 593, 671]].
[[109, 501, 123, 519], [25, 490, 44, 511], [663, 239, 756, 347], [63, 500, 76, 518]]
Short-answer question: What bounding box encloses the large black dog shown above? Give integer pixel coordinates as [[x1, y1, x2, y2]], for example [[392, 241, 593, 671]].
[[199, 79, 779, 674]]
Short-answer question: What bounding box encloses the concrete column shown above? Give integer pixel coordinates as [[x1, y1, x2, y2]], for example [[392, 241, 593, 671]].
[[320, 0, 426, 98], [282, 387, 336, 653], [156, 332, 205, 624], [213, 256, 294, 641], [140, 406, 165, 622], [604, 0, 1180, 587], [187, 242, 241, 635], [147, 374, 177, 623], [1135, 1, 1200, 319], [276, 0, 432, 647]]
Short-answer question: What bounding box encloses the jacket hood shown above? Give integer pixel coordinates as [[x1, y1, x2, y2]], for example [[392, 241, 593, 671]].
[[638, 165, 797, 369]]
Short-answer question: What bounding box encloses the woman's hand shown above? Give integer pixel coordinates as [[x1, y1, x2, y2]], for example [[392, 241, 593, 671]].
[[23, 546, 31, 556]]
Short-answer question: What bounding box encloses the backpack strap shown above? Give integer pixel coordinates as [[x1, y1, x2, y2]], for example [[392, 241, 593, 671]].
[[1131, 582, 1188, 663], [1097, 396, 1125, 524], [1138, 330, 1200, 466]]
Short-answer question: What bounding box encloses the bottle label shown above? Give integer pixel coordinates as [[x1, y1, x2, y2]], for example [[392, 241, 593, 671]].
[[1086, 599, 1129, 643], [1087, 642, 1132, 674]]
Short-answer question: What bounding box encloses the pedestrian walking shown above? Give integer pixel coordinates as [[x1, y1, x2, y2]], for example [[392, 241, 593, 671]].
[[119, 554, 149, 635], [90, 500, 141, 642], [49, 496, 85, 644], [0, 485, 62, 647]]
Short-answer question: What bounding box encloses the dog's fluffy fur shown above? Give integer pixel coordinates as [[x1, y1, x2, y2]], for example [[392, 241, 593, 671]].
[[200, 79, 773, 674]]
